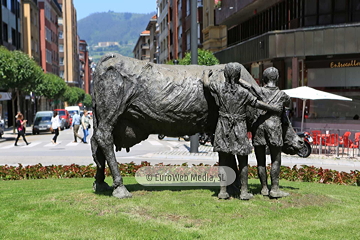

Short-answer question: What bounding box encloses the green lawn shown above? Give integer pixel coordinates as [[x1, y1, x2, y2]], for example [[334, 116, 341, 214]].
[[0, 177, 359, 239]]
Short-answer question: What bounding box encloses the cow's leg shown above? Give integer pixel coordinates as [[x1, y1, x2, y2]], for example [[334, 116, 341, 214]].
[[93, 123, 132, 199], [91, 135, 112, 192]]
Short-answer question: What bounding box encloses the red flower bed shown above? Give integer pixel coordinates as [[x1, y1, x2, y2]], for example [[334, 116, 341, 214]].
[[0, 162, 359, 186]]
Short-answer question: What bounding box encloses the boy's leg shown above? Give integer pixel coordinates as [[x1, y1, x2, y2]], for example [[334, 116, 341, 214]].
[[238, 155, 253, 200], [254, 145, 269, 195], [269, 145, 289, 198]]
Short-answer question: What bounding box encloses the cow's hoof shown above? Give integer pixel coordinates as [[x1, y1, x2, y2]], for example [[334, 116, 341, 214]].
[[218, 191, 230, 199], [240, 192, 254, 200], [112, 185, 132, 199], [93, 181, 112, 192], [269, 190, 289, 198], [261, 188, 270, 196]]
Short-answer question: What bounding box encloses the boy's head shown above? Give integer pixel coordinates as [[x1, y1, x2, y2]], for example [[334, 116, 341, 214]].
[[263, 67, 279, 84], [224, 62, 241, 84]]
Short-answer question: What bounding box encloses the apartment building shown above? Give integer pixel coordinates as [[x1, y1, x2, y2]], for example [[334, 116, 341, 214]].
[[133, 30, 151, 61], [22, 0, 40, 64], [147, 14, 158, 63], [1, 0, 21, 50], [156, 0, 203, 64], [58, 0, 79, 86], [79, 39, 91, 94], [213, 0, 360, 131], [38, 0, 61, 75], [202, 0, 226, 52]]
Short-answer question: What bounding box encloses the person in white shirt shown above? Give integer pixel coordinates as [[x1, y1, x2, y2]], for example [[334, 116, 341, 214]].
[[51, 111, 61, 144], [81, 110, 90, 143]]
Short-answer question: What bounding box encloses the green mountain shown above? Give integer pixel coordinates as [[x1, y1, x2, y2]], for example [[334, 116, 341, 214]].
[[77, 11, 156, 62]]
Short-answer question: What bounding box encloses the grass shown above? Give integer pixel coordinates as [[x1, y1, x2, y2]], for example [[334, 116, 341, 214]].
[[0, 177, 359, 239]]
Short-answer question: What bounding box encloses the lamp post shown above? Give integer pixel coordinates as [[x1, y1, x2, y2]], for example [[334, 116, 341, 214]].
[[190, 0, 199, 153]]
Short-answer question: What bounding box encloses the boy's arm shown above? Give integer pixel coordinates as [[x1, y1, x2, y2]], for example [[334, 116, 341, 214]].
[[238, 78, 263, 101], [255, 101, 282, 113]]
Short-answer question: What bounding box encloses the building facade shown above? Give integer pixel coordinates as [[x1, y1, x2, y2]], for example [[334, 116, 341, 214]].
[[79, 39, 91, 94], [133, 30, 150, 61], [1, 0, 21, 50], [202, 0, 226, 52], [58, 0, 79, 87], [38, 0, 61, 75], [156, 0, 203, 63], [212, 0, 360, 132], [21, 0, 40, 64]]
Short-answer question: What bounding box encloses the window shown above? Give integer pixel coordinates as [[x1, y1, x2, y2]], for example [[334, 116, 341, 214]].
[[45, 27, 51, 41], [59, 71, 64, 78], [46, 50, 52, 63], [58, 17, 63, 25], [2, 22, 8, 42], [186, 0, 190, 16], [11, 0, 16, 14], [11, 28, 16, 46], [59, 31, 63, 39], [59, 44, 64, 52], [60, 57, 64, 65]]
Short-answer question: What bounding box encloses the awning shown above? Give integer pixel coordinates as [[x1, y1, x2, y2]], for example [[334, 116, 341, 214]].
[[0, 92, 12, 101]]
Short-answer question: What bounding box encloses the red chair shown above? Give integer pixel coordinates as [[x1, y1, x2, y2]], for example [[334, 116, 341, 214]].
[[325, 134, 340, 154], [311, 130, 323, 145], [350, 132, 360, 157], [339, 132, 352, 155]]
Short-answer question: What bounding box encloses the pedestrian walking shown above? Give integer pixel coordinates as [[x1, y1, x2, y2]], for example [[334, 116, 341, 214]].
[[71, 111, 83, 142], [51, 111, 61, 144], [81, 110, 90, 143], [14, 113, 29, 146]]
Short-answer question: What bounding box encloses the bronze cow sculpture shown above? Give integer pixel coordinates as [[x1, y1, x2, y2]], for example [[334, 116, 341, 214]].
[[91, 53, 302, 199]]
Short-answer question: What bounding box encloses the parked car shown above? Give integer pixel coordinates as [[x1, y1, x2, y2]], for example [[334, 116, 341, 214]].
[[54, 109, 70, 129], [32, 111, 53, 135]]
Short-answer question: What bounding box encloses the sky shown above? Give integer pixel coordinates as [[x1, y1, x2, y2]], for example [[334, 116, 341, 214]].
[[73, 0, 158, 21]]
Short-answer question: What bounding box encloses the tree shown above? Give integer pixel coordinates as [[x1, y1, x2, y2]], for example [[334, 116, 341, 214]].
[[83, 93, 92, 109], [35, 73, 67, 109], [0, 47, 44, 129], [63, 86, 85, 106], [178, 48, 220, 66]]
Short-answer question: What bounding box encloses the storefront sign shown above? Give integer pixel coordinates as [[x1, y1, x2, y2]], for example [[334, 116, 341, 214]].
[[330, 60, 360, 68], [306, 58, 360, 69], [0, 92, 12, 101]]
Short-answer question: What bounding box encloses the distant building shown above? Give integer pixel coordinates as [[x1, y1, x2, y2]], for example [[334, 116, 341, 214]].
[[133, 30, 150, 61], [202, 0, 226, 53], [96, 42, 119, 47], [79, 39, 92, 94], [156, 0, 203, 64], [21, 0, 41, 64], [58, 0, 80, 87], [1, 0, 21, 50], [146, 14, 158, 63], [38, 0, 61, 75]]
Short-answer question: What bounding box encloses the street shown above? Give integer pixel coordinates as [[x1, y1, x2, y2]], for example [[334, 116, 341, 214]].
[[0, 127, 182, 166]]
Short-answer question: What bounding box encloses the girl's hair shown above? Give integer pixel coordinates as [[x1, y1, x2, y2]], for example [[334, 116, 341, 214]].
[[17, 113, 23, 119], [53, 111, 58, 117]]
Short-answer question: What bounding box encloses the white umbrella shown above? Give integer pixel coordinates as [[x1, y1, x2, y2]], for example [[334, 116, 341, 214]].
[[283, 86, 352, 131]]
